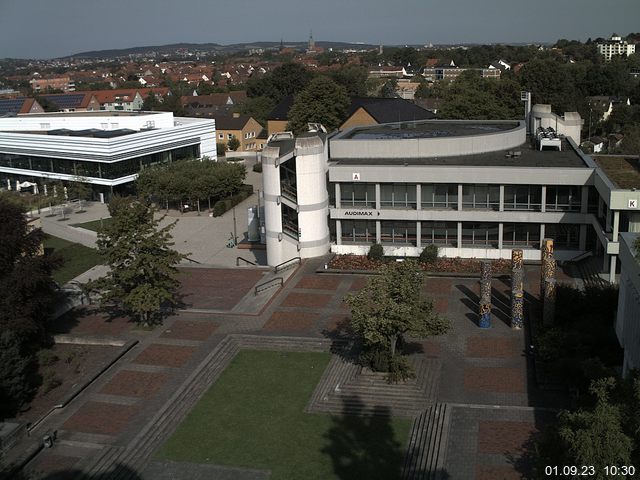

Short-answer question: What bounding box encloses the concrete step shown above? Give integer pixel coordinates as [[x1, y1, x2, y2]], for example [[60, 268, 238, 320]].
[[402, 403, 451, 480]]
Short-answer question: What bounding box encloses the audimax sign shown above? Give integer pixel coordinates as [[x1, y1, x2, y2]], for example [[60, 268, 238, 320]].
[[344, 210, 380, 216]]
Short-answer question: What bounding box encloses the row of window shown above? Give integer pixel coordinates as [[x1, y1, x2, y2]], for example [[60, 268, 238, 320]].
[[340, 220, 580, 249], [337, 183, 589, 212], [0, 145, 199, 180]]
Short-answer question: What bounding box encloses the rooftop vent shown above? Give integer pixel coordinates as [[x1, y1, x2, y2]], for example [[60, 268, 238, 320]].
[[536, 127, 562, 151]]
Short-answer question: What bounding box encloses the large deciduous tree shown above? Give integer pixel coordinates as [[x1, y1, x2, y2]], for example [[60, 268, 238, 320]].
[[345, 260, 450, 381], [286, 76, 350, 134], [90, 197, 186, 325]]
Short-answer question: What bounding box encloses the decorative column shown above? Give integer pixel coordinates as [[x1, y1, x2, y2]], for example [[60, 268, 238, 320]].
[[540, 238, 554, 298], [541, 239, 557, 326], [479, 260, 492, 328], [511, 249, 524, 329]]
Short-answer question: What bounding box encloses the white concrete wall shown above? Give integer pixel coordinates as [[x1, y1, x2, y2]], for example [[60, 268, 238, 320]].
[[616, 233, 640, 376], [331, 244, 548, 261], [4, 111, 174, 130]]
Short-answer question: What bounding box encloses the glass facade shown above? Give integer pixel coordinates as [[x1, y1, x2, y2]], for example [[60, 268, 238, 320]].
[[380, 183, 417, 209], [502, 223, 540, 247], [281, 204, 299, 239], [504, 185, 542, 211], [462, 223, 499, 247], [421, 221, 457, 246], [380, 221, 417, 245], [421, 184, 457, 209], [462, 184, 500, 210], [0, 144, 199, 180], [545, 224, 580, 249], [340, 183, 376, 208], [546, 186, 581, 212], [341, 219, 376, 243]]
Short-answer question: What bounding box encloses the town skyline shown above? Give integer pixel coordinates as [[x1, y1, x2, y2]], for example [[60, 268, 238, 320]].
[[0, 0, 638, 59]]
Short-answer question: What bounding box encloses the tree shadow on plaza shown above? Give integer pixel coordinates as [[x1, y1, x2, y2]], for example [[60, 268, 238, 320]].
[[322, 395, 406, 480], [10, 463, 142, 480]]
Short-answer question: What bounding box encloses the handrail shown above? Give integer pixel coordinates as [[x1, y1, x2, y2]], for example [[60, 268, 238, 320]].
[[254, 277, 283, 295], [274, 256, 301, 273], [184, 256, 202, 264], [236, 256, 257, 266]]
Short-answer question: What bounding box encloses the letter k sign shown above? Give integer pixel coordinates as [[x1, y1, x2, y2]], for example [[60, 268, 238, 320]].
[[629, 199, 638, 209]]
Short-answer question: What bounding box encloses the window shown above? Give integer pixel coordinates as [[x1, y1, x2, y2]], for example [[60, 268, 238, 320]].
[[421, 222, 457, 246], [421, 184, 458, 209], [281, 204, 299, 239], [502, 223, 540, 247], [340, 183, 376, 208], [461, 223, 499, 247], [380, 221, 417, 245], [380, 183, 417, 209], [545, 224, 580, 249], [462, 185, 500, 210], [546, 186, 581, 212], [504, 185, 542, 211], [227, 134, 233, 140], [341, 220, 376, 243]]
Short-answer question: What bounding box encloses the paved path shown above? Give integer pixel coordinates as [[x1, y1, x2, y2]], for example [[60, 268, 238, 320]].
[[16, 258, 568, 480]]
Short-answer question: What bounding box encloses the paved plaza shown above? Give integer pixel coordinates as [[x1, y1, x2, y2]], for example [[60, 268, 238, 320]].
[[12, 254, 571, 480]]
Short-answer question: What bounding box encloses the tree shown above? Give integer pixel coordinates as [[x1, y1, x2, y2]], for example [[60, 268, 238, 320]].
[[68, 175, 91, 211], [89, 197, 187, 325], [227, 135, 241, 152], [380, 79, 398, 98], [286, 76, 350, 134], [345, 261, 450, 380], [0, 330, 32, 418], [246, 62, 315, 102], [558, 378, 633, 471], [235, 95, 275, 127], [141, 92, 160, 111], [331, 65, 369, 97]]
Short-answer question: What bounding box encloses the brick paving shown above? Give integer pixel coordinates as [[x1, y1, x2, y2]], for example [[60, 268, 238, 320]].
[[262, 311, 319, 332], [160, 319, 218, 340], [26, 453, 83, 479], [464, 367, 526, 394], [177, 267, 264, 310], [280, 291, 333, 308], [132, 344, 197, 368], [100, 370, 170, 398], [20, 261, 571, 480], [62, 401, 139, 435], [51, 307, 134, 336]]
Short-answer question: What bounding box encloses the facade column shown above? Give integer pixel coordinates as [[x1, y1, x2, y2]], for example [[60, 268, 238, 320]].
[[499, 185, 505, 212], [376, 220, 381, 244], [581, 185, 589, 214], [609, 255, 617, 284], [579, 224, 587, 251], [598, 196, 603, 218], [498, 223, 504, 250], [375, 183, 381, 210], [539, 224, 545, 249], [416, 184, 421, 211], [416, 221, 421, 248], [540, 185, 546, 213], [606, 206, 612, 232], [457, 184, 463, 211], [335, 183, 341, 209], [613, 210, 620, 240], [335, 220, 342, 245], [457, 221, 463, 249]]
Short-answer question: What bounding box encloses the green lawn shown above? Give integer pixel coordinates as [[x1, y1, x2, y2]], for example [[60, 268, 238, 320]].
[[43, 235, 102, 285], [71, 217, 112, 232], [157, 350, 411, 480]]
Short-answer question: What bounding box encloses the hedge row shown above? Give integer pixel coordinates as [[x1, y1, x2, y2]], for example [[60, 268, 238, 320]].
[[212, 184, 254, 217]]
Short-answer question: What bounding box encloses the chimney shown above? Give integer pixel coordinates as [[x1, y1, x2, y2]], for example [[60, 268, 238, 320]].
[[233, 112, 240, 118]]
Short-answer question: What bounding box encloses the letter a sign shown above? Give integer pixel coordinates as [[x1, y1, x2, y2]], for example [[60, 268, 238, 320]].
[[352, 172, 360, 181]]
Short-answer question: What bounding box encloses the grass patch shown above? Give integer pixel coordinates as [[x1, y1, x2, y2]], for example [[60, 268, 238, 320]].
[[44, 235, 102, 285], [157, 350, 411, 480], [71, 217, 112, 232]]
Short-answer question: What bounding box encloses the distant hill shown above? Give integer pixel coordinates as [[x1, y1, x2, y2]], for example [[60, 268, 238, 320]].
[[67, 41, 380, 59]]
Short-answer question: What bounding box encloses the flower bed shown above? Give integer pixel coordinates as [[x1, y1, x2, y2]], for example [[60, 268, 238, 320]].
[[328, 254, 512, 275]]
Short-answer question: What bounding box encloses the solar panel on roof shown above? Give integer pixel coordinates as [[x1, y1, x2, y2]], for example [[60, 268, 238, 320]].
[[41, 94, 85, 109], [0, 98, 26, 115]]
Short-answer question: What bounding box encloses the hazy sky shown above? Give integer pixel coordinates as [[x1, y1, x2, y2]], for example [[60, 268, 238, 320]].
[[0, 0, 638, 59]]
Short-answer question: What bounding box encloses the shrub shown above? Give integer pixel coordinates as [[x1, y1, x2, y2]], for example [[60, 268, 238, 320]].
[[211, 184, 254, 217], [387, 355, 416, 383], [41, 370, 62, 394], [419, 244, 439, 264], [360, 345, 389, 372], [37, 349, 59, 367], [252, 161, 263, 173], [367, 243, 384, 261]]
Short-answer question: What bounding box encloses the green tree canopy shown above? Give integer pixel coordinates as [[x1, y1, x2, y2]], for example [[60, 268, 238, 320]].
[[246, 62, 315, 103], [345, 260, 450, 378], [227, 135, 241, 151], [330, 65, 370, 97], [90, 197, 186, 325], [235, 95, 276, 127], [286, 76, 350, 134]]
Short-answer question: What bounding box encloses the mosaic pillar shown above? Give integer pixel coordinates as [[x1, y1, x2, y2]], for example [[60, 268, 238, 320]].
[[540, 238, 554, 297], [479, 261, 492, 328], [542, 257, 557, 326], [511, 249, 524, 329]]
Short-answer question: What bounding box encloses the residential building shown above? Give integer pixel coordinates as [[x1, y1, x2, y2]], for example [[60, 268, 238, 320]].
[[37, 92, 101, 112], [587, 96, 631, 121], [181, 92, 248, 117], [597, 35, 636, 62], [29, 76, 75, 93], [215, 113, 263, 151], [340, 97, 436, 131], [91, 89, 144, 111], [261, 104, 640, 282], [0, 98, 44, 116], [0, 111, 216, 200]]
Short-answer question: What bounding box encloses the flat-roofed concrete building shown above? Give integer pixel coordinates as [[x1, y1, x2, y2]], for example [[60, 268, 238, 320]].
[[0, 111, 216, 199], [616, 233, 640, 376], [262, 105, 640, 281]]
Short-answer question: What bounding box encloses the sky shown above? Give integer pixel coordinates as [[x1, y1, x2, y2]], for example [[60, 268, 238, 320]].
[[0, 0, 638, 59]]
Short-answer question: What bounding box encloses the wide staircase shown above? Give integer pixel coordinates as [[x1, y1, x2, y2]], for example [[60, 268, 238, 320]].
[[575, 256, 608, 289], [402, 403, 451, 480]]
